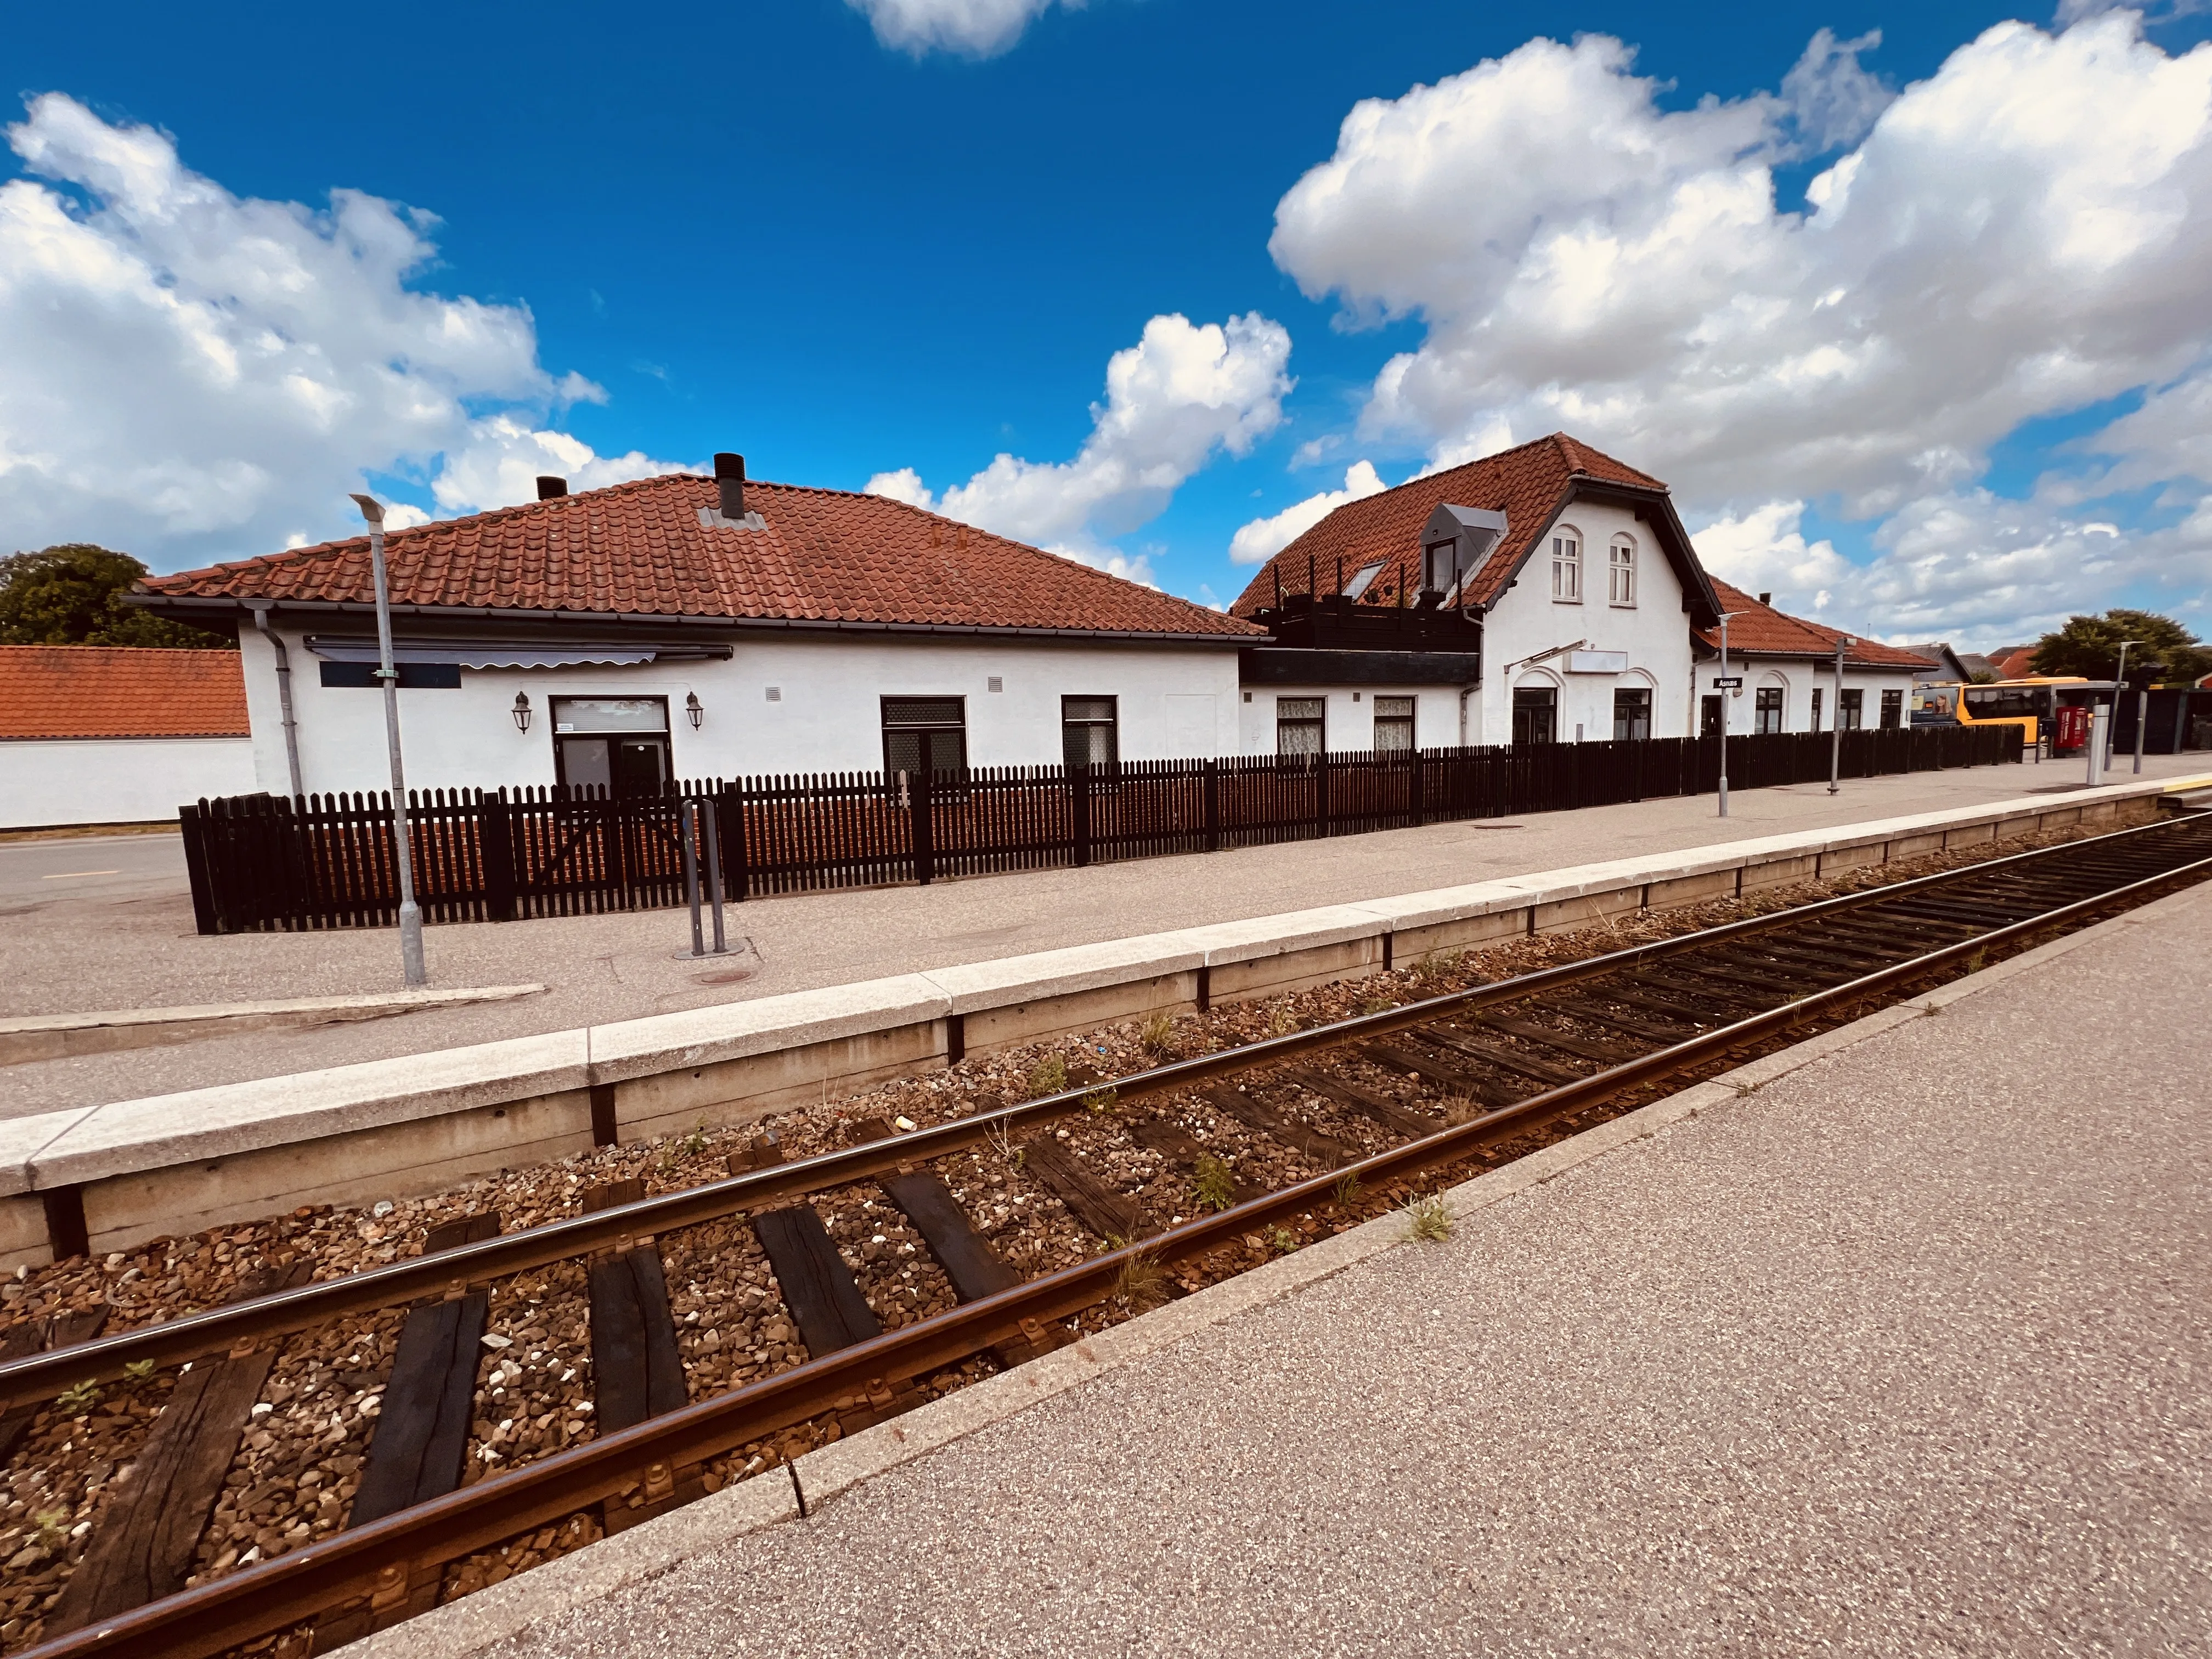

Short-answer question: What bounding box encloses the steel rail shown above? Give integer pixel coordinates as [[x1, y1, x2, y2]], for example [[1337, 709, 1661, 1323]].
[[2, 811, 2204, 1409], [18, 832, 2212, 1659]]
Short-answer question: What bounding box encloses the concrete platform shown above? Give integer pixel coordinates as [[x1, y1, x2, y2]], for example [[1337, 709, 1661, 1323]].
[[410, 871, 2212, 1657], [6, 755, 2207, 1118]]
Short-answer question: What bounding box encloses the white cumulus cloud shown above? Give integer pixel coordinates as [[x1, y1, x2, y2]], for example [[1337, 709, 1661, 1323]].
[[0, 93, 685, 568], [1228, 460, 1387, 564], [866, 311, 1293, 576], [845, 0, 1077, 58], [1267, 14, 2212, 641], [1691, 501, 1856, 614]]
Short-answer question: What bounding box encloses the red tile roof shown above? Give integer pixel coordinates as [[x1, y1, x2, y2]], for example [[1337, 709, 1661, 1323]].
[[140, 474, 1263, 642], [1988, 646, 2039, 679], [0, 646, 249, 739], [1230, 433, 1680, 617], [1697, 581, 1936, 670]]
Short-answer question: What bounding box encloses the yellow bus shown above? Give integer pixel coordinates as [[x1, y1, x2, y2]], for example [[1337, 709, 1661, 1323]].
[[1910, 676, 2113, 751]]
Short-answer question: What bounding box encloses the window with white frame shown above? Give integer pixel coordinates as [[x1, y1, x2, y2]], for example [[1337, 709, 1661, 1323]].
[[1551, 529, 1582, 602], [1609, 536, 1637, 606]]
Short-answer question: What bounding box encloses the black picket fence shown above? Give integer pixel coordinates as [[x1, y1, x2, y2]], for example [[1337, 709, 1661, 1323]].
[[178, 724, 2020, 935]]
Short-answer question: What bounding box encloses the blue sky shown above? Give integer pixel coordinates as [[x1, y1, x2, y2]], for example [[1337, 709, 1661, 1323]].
[[5, 0, 2211, 648]]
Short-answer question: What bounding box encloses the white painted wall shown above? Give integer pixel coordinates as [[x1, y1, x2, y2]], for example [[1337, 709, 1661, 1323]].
[[1469, 499, 1696, 744], [1234, 686, 1463, 754], [2, 738, 257, 828], [242, 626, 1248, 795], [1727, 659, 1922, 734]]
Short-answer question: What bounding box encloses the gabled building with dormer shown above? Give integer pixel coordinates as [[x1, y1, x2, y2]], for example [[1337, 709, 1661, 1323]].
[[1230, 433, 1724, 750]]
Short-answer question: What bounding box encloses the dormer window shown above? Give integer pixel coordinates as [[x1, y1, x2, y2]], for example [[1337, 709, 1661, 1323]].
[[1609, 536, 1637, 606], [1551, 529, 1582, 602], [1423, 542, 1463, 601], [1341, 561, 1385, 600]]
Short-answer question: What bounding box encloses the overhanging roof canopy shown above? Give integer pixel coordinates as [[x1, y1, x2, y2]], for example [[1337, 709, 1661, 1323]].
[[304, 637, 730, 669]]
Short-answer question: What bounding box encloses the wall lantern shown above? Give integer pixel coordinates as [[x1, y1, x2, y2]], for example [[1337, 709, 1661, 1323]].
[[511, 692, 532, 732], [686, 691, 704, 730]]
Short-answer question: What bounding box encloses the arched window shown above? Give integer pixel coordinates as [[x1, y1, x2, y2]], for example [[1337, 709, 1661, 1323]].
[[1550, 527, 1582, 602], [1609, 535, 1637, 606]]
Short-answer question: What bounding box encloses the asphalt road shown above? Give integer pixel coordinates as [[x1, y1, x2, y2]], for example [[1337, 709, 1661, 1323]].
[[0, 832, 185, 907]]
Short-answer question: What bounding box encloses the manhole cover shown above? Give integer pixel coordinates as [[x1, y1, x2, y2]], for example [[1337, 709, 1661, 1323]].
[[692, 967, 757, 986]]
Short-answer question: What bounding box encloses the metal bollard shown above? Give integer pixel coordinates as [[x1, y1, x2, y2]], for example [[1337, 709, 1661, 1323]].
[[2085, 707, 2107, 788], [702, 799, 728, 955], [680, 799, 705, 958]]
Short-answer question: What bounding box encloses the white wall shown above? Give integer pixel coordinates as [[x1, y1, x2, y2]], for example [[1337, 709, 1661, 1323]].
[[1469, 498, 1696, 744], [1, 738, 256, 828], [244, 627, 1248, 795], [1235, 685, 1464, 754], [1728, 660, 1921, 734]]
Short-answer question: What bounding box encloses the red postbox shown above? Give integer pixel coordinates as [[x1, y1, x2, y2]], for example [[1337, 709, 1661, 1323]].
[[2053, 703, 2091, 754]]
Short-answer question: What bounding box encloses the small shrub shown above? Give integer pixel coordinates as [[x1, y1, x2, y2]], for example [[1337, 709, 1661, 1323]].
[[122, 1359, 155, 1381], [1403, 1193, 1453, 1242], [1265, 1002, 1297, 1037], [1357, 992, 1396, 1016], [1440, 1092, 1483, 1127], [984, 1120, 1024, 1167], [1268, 1226, 1299, 1255], [1332, 1171, 1365, 1209], [1083, 1087, 1119, 1115], [1027, 1054, 1069, 1097], [1412, 949, 1463, 990], [1139, 1012, 1177, 1060], [33, 1510, 68, 1550], [54, 1379, 99, 1415], [1192, 1153, 1235, 1213]]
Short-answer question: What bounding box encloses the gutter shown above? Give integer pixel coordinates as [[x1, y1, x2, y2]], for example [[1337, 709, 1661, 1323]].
[[127, 594, 1261, 651], [245, 602, 304, 799]]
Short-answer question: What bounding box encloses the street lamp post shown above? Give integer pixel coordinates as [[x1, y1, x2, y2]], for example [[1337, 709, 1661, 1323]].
[[1716, 612, 1741, 818], [2107, 640, 2137, 773], [350, 493, 426, 986], [1828, 634, 1854, 796]]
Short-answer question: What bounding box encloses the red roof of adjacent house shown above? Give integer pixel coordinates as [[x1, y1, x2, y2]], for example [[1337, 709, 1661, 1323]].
[[139, 473, 1263, 642], [0, 646, 249, 739], [1988, 646, 2039, 679], [1697, 581, 1935, 670], [1229, 433, 1680, 617]]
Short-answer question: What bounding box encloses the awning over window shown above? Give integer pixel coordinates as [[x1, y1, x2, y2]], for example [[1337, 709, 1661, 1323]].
[[304, 637, 725, 669]]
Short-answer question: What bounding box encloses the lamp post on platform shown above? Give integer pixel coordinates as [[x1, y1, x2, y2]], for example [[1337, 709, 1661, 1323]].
[[1715, 612, 1741, 817], [2107, 640, 2137, 773], [1829, 634, 1854, 796], [350, 492, 426, 987]]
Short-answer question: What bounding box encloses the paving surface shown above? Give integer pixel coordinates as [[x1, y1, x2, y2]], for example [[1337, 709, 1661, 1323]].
[[2, 754, 2205, 1120], [498, 877, 2212, 1658]]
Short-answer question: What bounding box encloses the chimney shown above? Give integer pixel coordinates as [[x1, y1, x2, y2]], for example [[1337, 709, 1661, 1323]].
[[1757, 591, 1772, 606], [536, 476, 568, 500], [714, 452, 746, 520]]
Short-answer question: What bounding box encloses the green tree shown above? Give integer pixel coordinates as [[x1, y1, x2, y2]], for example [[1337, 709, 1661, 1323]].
[[0, 544, 232, 648], [2028, 608, 2211, 685]]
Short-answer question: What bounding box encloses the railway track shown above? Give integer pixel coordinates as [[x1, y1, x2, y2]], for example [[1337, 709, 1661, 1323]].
[[5, 809, 2210, 1659]]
